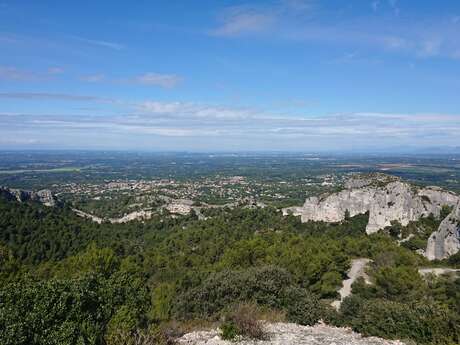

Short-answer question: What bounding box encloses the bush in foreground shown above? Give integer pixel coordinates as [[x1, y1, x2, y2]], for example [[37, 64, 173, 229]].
[[174, 266, 325, 325], [340, 296, 460, 345], [220, 303, 266, 341]]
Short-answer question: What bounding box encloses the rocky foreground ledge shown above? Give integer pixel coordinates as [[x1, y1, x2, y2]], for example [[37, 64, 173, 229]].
[[177, 323, 405, 345]]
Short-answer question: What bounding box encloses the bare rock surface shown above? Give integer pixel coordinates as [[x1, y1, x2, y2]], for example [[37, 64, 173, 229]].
[[426, 202, 460, 260], [282, 173, 460, 259], [283, 174, 458, 234], [0, 186, 57, 206], [177, 322, 405, 345], [73, 208, 153, 224]]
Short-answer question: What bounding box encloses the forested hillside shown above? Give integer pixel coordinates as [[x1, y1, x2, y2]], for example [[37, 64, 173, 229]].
[[0, 195, 459, 345]]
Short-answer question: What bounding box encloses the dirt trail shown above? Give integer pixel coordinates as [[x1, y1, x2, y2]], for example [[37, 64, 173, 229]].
[[331, 258, 372, 310], [418, 268, 460, 276]]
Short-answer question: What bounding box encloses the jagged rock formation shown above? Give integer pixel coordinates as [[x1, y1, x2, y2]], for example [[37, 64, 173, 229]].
[[0, 186, 57, 206], [283, 173, 459, 234], [426, 202, 460, 260], [178, 322, 405, 345], [282, 173, 460, 259]]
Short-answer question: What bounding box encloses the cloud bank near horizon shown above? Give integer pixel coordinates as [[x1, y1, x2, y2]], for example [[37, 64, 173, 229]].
[[1, 96, 459, 151]]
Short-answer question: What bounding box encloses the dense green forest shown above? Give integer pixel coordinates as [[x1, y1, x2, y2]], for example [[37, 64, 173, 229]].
[[0, 195, 459, 345]]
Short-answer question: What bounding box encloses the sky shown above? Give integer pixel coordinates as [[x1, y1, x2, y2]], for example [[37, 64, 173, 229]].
[[1, 0, 460, 152]]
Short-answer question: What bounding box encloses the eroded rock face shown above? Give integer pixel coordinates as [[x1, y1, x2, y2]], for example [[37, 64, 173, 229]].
[[282, 174, 460, 259], [0, 186, 57, 206], [426, 202, 460, 260], [283, 175, 459, 234]]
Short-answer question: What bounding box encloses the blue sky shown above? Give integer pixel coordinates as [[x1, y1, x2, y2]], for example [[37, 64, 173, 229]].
[[1, 0, 459, 151]]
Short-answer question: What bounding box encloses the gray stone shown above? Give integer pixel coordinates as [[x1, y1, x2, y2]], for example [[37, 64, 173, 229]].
[[282, 174, 460, 260], [0, 186, 57, 207], [177, 322, 406, 345], [426, 202, 460, 260]]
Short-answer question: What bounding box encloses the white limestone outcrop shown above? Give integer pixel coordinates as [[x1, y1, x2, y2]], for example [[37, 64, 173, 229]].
[[282, 174, 460, 260], [0, 186, 57, 206], [426, 202, 460, 260], [283, 174, 458, 234]]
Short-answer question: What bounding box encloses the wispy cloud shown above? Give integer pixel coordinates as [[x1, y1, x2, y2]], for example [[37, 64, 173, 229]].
[[70, 36, 124, 50], [1, 98, 459, 149], [12, 101, 459, 137], [0, 66, 35, 81], [0, 92, 114, 103], [210, 1, 313, 37], [0, 65, 66, 81], [210, 5, 276, 37], [133, 73, 182, 88], [211, 1, 460, 60]]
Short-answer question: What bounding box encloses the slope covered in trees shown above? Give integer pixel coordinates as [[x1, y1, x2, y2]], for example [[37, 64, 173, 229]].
[[0, 195, 459, 344]]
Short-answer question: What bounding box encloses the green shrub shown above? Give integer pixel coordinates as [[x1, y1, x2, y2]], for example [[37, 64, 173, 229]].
[[221, 303, 266, 340], [150, 282, 176, 321], [282, 286, 323, 325], [0, 273, 149, 345], [221, 322, 238, 340], [373, 266, 425, 301], [340, 297, 459, 345], [105, 306, 140, 344], [174, 266, 292, 319], [174, 265, 324, 326]]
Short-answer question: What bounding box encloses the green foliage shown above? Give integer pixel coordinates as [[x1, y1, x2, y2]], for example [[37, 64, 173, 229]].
[[385, 220, 403, 238], [0, 195, 459, 345], [340, 297, 459, 345], [440, 204, 453, 220], [0, 274, 109, 345], [373, 266, 425, 301], [0, 272, 149, 345], [221, 322, 238, 340], [281, 286, 325, 325], [105, 306, 140, 344], [221, 303, 266, 340], [447, 251, 460, 266], [174, 266, 325, 325], [150, 283, 176, 321]]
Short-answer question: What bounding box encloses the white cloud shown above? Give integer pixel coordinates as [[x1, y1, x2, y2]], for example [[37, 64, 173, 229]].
[[211, 2, 460, 60], [0, 66, 65, 81], [0, 66, 36, 81], [0, 92, 114, 103], [2, 96, 459, 150], [139, 101, 255, 120], [211, 6, 276, 37]]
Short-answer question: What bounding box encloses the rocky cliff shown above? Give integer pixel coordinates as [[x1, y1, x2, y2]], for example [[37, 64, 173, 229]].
[[0, 186, 57, 207], [426, 202, 460, 260], [282, 173, 460, 260]]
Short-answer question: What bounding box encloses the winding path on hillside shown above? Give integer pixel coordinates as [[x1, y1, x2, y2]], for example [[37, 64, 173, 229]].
[[331, 258, 372, 310], [418, 268, 460, 276]]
